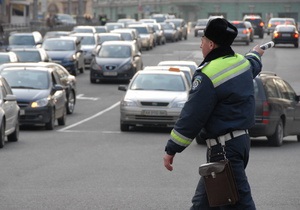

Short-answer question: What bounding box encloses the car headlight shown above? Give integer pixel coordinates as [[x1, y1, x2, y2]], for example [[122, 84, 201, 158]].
[[123, 63, 133, 70], [171, 101, 186, 108], [66, 54, 76, 61], [121, 99, 138, 107], [31, 97, 49, 108], [91, 62, 102, 70]]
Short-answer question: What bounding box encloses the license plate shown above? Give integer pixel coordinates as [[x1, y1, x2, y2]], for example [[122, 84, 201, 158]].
[[142, 110, 167, 116], [20, 109, 25, 116], [103, 72, 117, 76], [282, 34, 291, 37]]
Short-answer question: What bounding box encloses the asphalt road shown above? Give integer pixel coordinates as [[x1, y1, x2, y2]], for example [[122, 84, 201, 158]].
[[0, 33, 299, 210]]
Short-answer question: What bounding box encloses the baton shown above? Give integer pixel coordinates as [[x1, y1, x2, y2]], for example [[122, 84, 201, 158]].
[[260, 41, 274, 50]]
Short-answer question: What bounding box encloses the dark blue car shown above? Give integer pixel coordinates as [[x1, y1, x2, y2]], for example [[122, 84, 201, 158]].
[[42, 36, 85, 76]]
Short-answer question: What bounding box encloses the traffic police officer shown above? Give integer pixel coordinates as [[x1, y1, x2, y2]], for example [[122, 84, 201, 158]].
[[163, 18, 264, 209]]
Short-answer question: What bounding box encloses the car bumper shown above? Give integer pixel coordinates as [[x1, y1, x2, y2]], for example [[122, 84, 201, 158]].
[[19, 106, 53, 125], [90, 68, 135, 81], [120, 107, 180, 127]]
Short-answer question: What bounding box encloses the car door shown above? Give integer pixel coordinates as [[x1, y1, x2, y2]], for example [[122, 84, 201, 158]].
[[51, 72, 66, 118], [0, 78, 17, 131], [279, 79, 300, 134], [274, 78, 300, 134]]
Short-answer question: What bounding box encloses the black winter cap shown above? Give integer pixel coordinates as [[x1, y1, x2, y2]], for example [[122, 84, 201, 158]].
[[204, 18, 238, 46]]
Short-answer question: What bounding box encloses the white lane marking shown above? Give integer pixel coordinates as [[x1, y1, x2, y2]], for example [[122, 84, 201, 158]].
[[76, 94, 99, 101], [58, 101, 120, 132]]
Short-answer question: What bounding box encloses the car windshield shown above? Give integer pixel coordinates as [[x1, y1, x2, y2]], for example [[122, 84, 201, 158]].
[[99, 35, 121, 44], [98, 45, 131, 58], [161, 24, 174, 30], [43, 40, 75, 51], [13, 51, 42, 62], [132, 27, 148, 34], [1, 69, 49, 89], [0, 55, 10, 63], [76, 36, 96, 45], [130, 74, 185, 91], [73, 28, 94, 33], [9, 35, 35, 45]]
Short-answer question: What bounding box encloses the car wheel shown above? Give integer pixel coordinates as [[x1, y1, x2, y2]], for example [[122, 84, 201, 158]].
[[0, 121, 5, 148], [45, 109, 55, 130], [67, 91, 76, 114], [90, 77, 97, 83], [295, 43, 299, 48], [195, 134, 206, 145], [120, 122, 130, 132], [58, 107, 66, 126], [267, 119, 283, 147], [7, 120, 19, 142], [297, 135, 300, 142]]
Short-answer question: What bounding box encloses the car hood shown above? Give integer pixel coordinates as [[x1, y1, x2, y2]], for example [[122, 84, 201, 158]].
[[124, 90, 188, 103], [12, 89, 49, 102], [46, 51, 75, 59], [96, 57, 130, 66]]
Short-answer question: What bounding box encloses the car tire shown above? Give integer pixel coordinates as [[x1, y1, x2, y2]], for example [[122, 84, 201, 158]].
[[295, 43, 298, 48], [297, 135, 300, 142], [67, 90, 76, 114], [45, 109, 55, 130], [0, 121, 5, 148], [120, 122, 130, 132], [7, 120, 19, 142], [90, 77, 97, 83], [58, 107, 66, 126], [267, 119, 283, 147], [195, 134, 206, 145]]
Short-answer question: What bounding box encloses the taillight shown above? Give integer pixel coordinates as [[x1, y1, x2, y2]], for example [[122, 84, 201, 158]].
[[242, 29, 249, 34], [294, 33, 299, 38], [262, 101, 270, 124], [273, 32, 279, 38], [260, 22, 264, 27]]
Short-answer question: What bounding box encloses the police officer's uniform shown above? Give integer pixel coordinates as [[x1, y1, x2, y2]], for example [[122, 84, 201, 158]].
[[164, 18, 262, 210]]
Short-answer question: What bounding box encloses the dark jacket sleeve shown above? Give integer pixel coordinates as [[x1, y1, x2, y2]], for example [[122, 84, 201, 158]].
[[245, 51, 262, 78], [165, 73, 217, 155]]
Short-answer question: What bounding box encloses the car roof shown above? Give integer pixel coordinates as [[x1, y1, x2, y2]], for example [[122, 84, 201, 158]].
[[101, 40, 133, 46], [144, 65, 191, 72]]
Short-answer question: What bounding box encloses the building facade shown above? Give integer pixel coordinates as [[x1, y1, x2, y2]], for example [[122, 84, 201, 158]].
[[1, 0, 300, 24]]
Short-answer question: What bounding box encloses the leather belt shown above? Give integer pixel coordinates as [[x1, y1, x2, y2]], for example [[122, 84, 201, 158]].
[[206, 130, 248, 147]]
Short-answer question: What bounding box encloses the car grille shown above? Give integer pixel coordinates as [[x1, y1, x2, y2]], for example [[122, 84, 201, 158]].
[[105, 65, 117, 70], [140, 102, 169, 106], [17, 102, 30, 108]]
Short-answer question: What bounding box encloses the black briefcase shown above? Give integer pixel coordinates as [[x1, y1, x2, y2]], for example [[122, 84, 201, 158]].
[[199, 159, 239, 207]]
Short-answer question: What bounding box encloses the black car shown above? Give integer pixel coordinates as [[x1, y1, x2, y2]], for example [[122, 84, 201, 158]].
[[243, 15, 264, 38], [0, 63, 68, 130], [196, 72, 300, 147], [272, 25, 299, 48], [249, 72, 300, 146], [0, 62, 77, 115], [90, 41, 143, 83]]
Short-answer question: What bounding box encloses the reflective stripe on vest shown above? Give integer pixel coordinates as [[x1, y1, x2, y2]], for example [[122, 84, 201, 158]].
[[170, 129, 193, 147], [202, 54, 251, 88]]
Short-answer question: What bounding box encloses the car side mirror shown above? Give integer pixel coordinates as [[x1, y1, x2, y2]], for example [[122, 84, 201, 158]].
[[4, 94, 17, 102], [53, 84, 64, 91]]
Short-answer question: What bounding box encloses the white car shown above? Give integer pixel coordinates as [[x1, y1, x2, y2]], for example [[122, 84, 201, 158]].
[[157, 60, 198, 75], [118, 69, 189, 131]]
